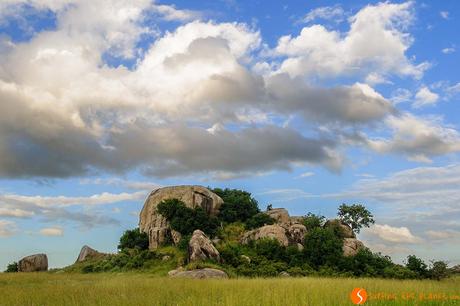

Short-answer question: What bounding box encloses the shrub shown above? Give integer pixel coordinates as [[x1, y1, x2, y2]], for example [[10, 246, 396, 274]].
[[5, 261, 18, 273], [218, 222, 246, 243], [118, 228, 149, 251], [303, 228, 343, 268], [405, 255, 429, 278], [157, 198, 219, 237], [252, 238, 286, 262], [245, 213, 275, 230], [382, 265, 418, 279], [213, 188, 260, 223], [177, 234, 191, 251], [339, 249, 394, 277], [302, 213, 325, 231]]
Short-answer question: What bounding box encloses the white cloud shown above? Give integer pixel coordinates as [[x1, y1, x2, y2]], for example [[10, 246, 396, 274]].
[[39, 226, 63, 236], [80, 178, 161, 191], [0, 219, 17, 237], [413, 86, 439, 108], [426, 230, 460, 240], [296, 171, 315, 179], [367, 224, 421, 243], [442, 47, 455, 54], [302, 5, 345, 23], [390, 88, 412, 104], [272, 2, 428, 79], [149, 4, 200, 22], [440, 11, 449, 20], [0, 208, 34, 217]]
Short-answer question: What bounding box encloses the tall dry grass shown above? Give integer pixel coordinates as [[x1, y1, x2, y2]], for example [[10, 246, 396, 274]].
[[0, 273, 458, 305]]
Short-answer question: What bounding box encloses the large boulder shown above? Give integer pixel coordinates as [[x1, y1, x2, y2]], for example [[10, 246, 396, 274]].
[[169, 268, 228, 279], [18, 254, 48, 272], [324, 219, 355, 238], [139, 185, 223, 249], [241, 224, 290, 246], [265, 208, 290, 224], [188, 230, 221, 263], [287, 223, 307, 245], [75, 245, 102, 263], [343, 238, 365, 257]]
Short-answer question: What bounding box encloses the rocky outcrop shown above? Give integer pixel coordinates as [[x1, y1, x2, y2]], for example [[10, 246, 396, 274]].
[[139, 186, 223, 249], [76, 245, 103, 263], [287, 223, 307, 245], [241, 224, 290, 246], [324, 219, 355, 238], [343, 238, 365, 257], [265, 208, 290, 224], [188, 230, 221, 263], [169, 268, 228, 279], [18, 254, 48, 272]]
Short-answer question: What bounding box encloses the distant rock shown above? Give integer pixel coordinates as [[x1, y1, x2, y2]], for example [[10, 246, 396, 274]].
[[450, 265, 460, 274], [18, 254, 48, 272], [76, 245, 102, 263], [287, 223, 307, 245], [279, 271, 290, 277], [240, 255, 251, 263], [139, 186, 223, 249], [169, 268, 228, 279], [241, 224, 290, 246], [188, 230, 221, 263], [162, 255, 171, 261], [343, 238, 365, 257], [265, 208, 290, 224], [324, 219, 355, 238]]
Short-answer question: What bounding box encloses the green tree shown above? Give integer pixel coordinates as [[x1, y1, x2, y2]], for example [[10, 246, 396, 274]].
[[245, 213, 275, 230], [429, 261, 449, 281], [303, 227, 343, 268], [337, 204, 374, 234], [118, 228, 149, 251], [302, 213, 325, 231], [405, 255, 428, 278], [5, 261, 18, 273], [213, 188, 260, 223]]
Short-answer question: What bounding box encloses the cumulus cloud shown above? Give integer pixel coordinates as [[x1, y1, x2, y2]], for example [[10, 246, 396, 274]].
[[0, 208, 34, 217], [39, 226, 63, 236], [367, 224, 421, 243], [413, 86, 439, 108], [272, 1, 428, 79], [302, 5, 345, 23]]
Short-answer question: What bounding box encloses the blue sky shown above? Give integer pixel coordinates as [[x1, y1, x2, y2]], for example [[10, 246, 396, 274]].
[[0, 0, 459, 269]]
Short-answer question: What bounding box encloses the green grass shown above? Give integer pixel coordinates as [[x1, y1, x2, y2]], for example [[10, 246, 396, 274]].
[[0, 273, 459, 306]]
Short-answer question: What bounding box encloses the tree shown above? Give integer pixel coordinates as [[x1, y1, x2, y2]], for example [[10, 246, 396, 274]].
[[213, 188, 260, 223], [337, 204, 374, 234], [118, 228, 149, 251], [245, 213, 275, 230], [5, 261, 18, 273], [405, 255, 428, 278], [302, 213, 325, 231], [303, 227, 343, 268], [429, 261, 449, 281]]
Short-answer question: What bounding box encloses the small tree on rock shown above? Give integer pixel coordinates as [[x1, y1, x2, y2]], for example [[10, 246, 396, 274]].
[[337, 204, 374, 234]]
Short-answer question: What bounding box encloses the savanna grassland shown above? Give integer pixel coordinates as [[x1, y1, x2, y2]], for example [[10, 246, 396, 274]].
[[0, 273, 459, 306]]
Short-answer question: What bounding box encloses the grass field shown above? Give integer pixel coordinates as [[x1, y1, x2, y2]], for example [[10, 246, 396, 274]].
[[0, 273, 459, 306]]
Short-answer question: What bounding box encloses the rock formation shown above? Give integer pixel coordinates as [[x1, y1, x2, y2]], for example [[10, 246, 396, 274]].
[[343, 238, 365, 257], [241, 224, 290, 246], [18, 254, 48, 272], [188, 230, 221, 263], [287, 223, 307, 245], [76, 245, 102, 263], [168, 268, 228, 279], [324, 219, 355, 238], [139, 185, 223, 249], [265, 208, 290, 224]]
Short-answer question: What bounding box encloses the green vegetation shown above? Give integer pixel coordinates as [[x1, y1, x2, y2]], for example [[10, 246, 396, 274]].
[[212, 188, 260, 223], [118, 228, 149, 251], [337, 203, 375, 234], [157, 198, 219, 236], [301, 212, 325, 231], [4, 261, 18, 273], [0, 273, 458, 306], [244, 212, 275, 229]]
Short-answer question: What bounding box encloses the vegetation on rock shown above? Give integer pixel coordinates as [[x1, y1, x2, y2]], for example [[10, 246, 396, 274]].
[[118, 228, 149, 251], [337, 203, 375, 234]]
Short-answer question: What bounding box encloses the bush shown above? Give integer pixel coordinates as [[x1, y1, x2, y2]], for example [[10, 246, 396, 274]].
[[176, 234, 191, 251], [81, 249, 157, 273], [245, 213, 275, 230], [218, 223, 246, 243], [157, 198, 219, 237], [382, 265, 418, 279], [339, 249, 394, 277], [118, 228, 149, 251], [5, 261, 18, 273], [213, 188, 260, 224], [303, 228, 343, 268], [302, 213, 325, 231]]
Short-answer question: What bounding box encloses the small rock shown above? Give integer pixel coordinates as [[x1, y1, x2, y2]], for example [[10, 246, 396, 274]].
[[18, 254, 48, 272], [287, 223, 307, 244], [241, 224, 289, 246], [162, 255, 171, 261], [76, 245, 102, 263], [324, 219, 355, 238], [169, 268, 228, 279], [343, 238, 365, 257], [265, 208, 290, 224], [240, 255, 251, 263], [279, 271, 290, 277]]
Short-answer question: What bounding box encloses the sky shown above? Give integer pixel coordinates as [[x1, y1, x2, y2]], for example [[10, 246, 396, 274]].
[[0, 0, 459, 269]]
